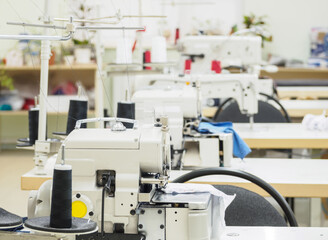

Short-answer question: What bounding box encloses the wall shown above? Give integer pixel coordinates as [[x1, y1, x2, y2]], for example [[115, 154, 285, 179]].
[[243, 0, 328, 62], [0, 0, 328, 62], [0, 0, 67, 58], [98, 0, 243, 47]]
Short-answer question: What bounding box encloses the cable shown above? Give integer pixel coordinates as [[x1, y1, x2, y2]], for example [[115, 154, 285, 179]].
[[172, 167, 298, 227], [212, 97, 233, 121], [101, 173, 111, 236]]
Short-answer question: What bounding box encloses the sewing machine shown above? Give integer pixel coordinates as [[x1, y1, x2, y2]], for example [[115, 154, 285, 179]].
[[131, 73, 273, 168], [28, 117, 225, 240], [178, 35, 273, 75]]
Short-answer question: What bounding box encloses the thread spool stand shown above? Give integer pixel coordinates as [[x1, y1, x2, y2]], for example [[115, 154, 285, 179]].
[[24, 164, 97, 234], [0, 208, 23, 230]]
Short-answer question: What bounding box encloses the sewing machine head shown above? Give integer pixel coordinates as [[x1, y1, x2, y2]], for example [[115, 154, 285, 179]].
[[28, 117, 224, 240], [178, 35, 263, 74]]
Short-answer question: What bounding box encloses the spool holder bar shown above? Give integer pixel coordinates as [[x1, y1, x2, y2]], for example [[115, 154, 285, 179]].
[[75, 117, 138, 129]]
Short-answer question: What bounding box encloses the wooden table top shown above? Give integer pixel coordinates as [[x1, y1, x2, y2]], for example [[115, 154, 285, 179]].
[[233, 123, 328, 149], [171, 157, 328, 198]]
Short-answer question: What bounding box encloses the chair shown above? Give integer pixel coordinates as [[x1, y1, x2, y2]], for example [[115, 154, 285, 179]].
[[172, 167, 298, 227], [214, 185, 287, 226], [213, 94, 291, 123], [213, 94, 292, 159]]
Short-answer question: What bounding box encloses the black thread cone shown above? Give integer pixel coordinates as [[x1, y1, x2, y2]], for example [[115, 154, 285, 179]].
[[66, 100, 88, 134], [50, 165, 72, 228], [117, 102, 135, 128], [28, 109, 39, 145]]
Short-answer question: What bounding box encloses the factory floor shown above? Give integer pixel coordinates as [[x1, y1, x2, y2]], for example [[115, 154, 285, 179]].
[[0, 150, 34, 217], [0, 149, 327, 227]]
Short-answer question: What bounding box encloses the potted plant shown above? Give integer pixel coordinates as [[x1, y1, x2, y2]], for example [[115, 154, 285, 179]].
[[73, 39, 92, 64], [231, 13, 273, 47], [70, 0, 95, 64]]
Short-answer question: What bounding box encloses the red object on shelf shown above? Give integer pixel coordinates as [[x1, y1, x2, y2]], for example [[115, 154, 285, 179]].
[[22, 98, 35, 110], [211, 60, 221, 74], [184, 59, 192, 74], [144, 50, 151, 70], [175, 28, 180, 45]]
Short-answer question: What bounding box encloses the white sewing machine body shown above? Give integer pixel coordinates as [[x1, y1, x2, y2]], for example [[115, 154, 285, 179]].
[[179, 35, 262, 74], [28, 120, 223, 240], [132, 73, 273, 168]]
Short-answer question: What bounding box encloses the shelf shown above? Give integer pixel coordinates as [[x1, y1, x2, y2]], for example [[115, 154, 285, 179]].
[[261, 67, 328, 80], [0, 110, 95, 116], [0, 64, 98, 71]]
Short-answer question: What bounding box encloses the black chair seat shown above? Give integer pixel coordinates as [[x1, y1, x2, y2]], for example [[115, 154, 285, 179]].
[[214, 100, 288, 123], [214, 185, 287, 227]]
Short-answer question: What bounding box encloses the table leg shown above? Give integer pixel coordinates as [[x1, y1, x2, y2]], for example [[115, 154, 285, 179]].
[[310, 198, 322, 227]]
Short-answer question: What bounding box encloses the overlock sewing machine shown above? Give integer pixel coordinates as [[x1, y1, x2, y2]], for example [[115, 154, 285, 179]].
[[27, 117, 227, 240]]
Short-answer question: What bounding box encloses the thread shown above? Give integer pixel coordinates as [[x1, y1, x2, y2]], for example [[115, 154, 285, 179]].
[[185, 59, 192, 74], [28, 108, 39, 145], [66, 100, 88, 134], [143, 50, 151, 70], [116, 38, 133, 64], [50, 164, 72, 229], [117, 102, 135, 129], [151, 36, 167, 63], [175, 28, 180, 45]]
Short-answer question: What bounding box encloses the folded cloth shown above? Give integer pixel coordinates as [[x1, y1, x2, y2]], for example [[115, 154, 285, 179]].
[[164, 183, 236, 237], [197, 121, 251, 159]]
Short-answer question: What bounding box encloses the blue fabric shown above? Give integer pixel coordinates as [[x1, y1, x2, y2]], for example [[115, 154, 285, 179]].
[[197, 121, 251, 159]]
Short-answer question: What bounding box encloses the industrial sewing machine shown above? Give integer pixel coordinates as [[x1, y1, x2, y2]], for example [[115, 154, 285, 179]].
[[131, 73, 273, 168], [28, 117, 227, 240], [178, 35, 277, 75]]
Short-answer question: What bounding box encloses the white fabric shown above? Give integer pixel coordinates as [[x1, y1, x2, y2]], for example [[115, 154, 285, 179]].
[[164, 183, 235, 208], [164, 183, 236, 239], [302, 111, 328, 131]]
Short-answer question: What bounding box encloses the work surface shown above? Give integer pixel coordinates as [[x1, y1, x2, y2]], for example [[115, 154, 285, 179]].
[[172, 158, 328, 198], [22, 157, 328, 198], [277, 86, 328, 98], [233, 123, 328, 149], [222, 227, 328, 239], [280, 100, 328, 117], [0, 227, 327, 239]]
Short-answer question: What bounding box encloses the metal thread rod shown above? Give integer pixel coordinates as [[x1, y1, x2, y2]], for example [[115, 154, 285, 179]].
[[54, 18, 120, 25], [75, 117, 138, 129], [0, 30, 73, 41], [7, 21, 66, 30], [76, 26, 145, 31], [34, 96, 38, 107], [89, 15, 167, 21], [61, 144, 65, 165], [38, 40, 51, 141]]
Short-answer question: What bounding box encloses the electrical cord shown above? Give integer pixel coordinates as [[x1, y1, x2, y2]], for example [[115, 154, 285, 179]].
[[101, 173, 111, 236], [172, 167, 298, 227]]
